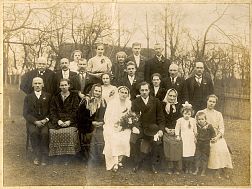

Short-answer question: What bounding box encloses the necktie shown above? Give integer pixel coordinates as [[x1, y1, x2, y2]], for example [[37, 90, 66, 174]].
[[171, 78, 175, 85], [195, 76, 201, 86], [80, 73, 85, 92]]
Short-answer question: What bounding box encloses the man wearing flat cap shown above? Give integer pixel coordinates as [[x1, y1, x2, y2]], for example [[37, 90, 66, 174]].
[[131, 81, 165, 174]]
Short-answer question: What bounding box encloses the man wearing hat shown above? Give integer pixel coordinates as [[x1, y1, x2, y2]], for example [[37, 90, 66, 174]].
[[131, 81, 165, 173]]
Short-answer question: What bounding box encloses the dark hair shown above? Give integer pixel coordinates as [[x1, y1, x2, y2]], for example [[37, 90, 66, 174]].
[[132, 42, 141, 48], [101, 72, 111, 84], [126, 61, 136, 68], [139, 81, 150, 90], [180, 106, 194, 116], [59, 78, 70, 85], [151, 73, 162, 80]]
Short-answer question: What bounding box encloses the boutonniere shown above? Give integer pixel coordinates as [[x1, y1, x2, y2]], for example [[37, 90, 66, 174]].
[[42, 97, 46, 100], [133, 79, 137, 84], [203, 82, 207, 85], [176, 83, 180, 86]]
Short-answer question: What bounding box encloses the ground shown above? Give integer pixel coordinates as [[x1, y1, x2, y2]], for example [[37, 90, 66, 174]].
[[3, 85, 250, 187]]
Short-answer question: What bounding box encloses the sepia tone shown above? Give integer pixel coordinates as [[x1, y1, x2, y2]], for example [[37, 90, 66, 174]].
[[1, 0, 250, 188]]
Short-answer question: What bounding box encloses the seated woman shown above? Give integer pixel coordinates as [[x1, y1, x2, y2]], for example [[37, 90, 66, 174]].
[[77, 84, 107, 163], [103, 86, 132, 172], [101, 73, 118, 103], [48, 78, 80, 164], [162, 88, 183, 174], [87, 43, 112, 83], [201, 94, 233, 178]]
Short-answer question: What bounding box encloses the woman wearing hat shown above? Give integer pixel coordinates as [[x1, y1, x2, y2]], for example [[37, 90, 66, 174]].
[[103, 86, 132, 172]]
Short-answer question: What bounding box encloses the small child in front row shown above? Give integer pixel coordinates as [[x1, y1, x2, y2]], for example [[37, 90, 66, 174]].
[[175, 102, 197, 174], [193, 111, 216, 176]]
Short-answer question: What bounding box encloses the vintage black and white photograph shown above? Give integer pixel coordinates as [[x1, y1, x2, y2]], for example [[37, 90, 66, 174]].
[[2, 0, 250, 187]]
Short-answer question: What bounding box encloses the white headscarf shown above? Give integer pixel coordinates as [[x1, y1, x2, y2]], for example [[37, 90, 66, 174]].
[[163, 88, 178, 114]]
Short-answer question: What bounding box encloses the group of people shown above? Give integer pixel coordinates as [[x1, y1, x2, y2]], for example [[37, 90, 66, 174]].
[[21, 42, 233, 178]]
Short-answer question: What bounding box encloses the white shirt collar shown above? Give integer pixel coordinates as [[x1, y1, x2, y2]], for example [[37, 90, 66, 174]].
[[34, 91, 42, 99], [141, 96, 149, 105], [154, 86, 159, 96], [62, 69, 70, 79], [128, 75, 135, 85], [171, 76, 178, 83]]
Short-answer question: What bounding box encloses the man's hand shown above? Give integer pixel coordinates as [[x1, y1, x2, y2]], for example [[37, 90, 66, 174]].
[[78, 92, 85, 99], [34, 121, 43, 127], [157, 130, 163, 137], [64, 120, 71, 127], [132, 127, 140, 134], [58, 120, 65, 127]]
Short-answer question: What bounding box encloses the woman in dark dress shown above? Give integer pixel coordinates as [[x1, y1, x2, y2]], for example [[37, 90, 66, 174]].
[[162, 88, 183, 174], [77, 83, 107, 163], [48, 78, 80, 164]]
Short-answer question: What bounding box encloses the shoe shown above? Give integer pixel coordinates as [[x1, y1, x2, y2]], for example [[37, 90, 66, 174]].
[[33, 158, 39, 165], [132, 164, 139, 173], [151, 165, 158, 174], [174, 171, 180, 175], [118, 162, 124, 168], [112, 164, 118, 172], [41, 156, 47, 166], [167, 170, 172, 175]]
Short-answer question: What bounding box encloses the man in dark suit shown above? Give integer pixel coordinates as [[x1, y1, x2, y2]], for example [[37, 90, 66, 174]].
[[185, 61, 214, 113], [150, 73, 167, 101], [20, 57, 56, 95], [131, 82, 165, 173], [145, 43, 170, 83], [125, 42, 146, 81], [162, 63, 186, 104], [54, 58, 77, 95], [23, 77, 51, 165], [71, 58, 95, 99], [119, 61, 142, 100]]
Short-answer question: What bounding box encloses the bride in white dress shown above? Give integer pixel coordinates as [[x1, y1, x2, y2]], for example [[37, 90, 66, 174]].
[[103, 86, 132, 172]]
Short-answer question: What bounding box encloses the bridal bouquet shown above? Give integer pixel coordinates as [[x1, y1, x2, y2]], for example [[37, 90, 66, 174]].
[[119, 111, 140, 131]]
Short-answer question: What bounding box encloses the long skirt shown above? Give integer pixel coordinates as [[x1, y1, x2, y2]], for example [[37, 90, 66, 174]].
[[103, 127, 131, 170], [49, 127, 80, 156], [208, 137, 233, 169], [163, 132, 183, 161]]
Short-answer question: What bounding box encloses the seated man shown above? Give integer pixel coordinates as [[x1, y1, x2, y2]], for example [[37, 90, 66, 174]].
[[23, 77, 51, 165], [131, 82, 165, 174]]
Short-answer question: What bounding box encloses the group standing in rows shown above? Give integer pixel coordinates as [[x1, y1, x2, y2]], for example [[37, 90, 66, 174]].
[[21, 42, 232, 178]]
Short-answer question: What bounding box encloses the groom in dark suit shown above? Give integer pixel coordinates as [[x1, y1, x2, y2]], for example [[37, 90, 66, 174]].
[[23, 77, 51, 166], [131, 82, 165, 173]]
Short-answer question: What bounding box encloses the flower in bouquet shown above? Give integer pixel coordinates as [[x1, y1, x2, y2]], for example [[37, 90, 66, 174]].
[[119, 111, 140, 130]]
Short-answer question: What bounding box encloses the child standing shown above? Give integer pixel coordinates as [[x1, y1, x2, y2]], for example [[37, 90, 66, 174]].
[[175, 101, 197, 174], [193, 111, 215, 176]]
